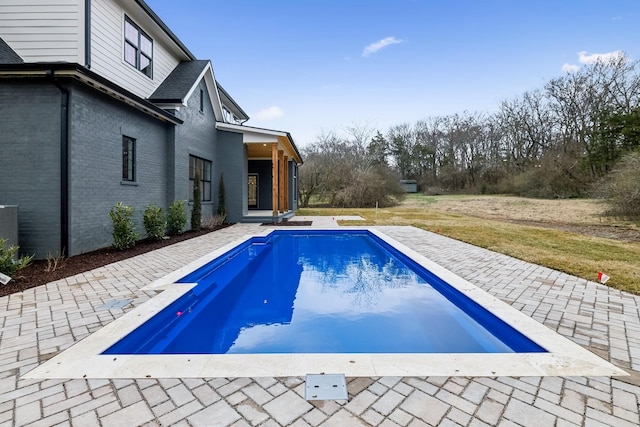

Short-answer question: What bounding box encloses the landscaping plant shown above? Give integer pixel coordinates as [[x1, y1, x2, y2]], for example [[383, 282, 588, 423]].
[[191, 168, 202, 231], [0, 238, 33, 277], [217, 173, 226, 218], [109, 202, 138, 250], [167, 200, 187, 235], [143, 203, 167, 240]]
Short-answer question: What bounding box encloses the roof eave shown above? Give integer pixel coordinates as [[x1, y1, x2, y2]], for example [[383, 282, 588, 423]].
[[217, 83, 250, 121], [216, 122, 303, 164], [0, 63, 183, 125], [134, 0, 196, 61]]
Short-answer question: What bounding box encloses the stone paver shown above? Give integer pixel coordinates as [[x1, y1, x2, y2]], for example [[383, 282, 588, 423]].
[[1, 222, 639, 425]]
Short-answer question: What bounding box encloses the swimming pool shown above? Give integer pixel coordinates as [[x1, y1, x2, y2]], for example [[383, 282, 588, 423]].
[[25, 226, 626, 378], [103, 230, 545, 355]]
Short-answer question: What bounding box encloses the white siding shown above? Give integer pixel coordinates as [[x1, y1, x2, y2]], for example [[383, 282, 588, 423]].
[[0, 0, 84, 63], [90, 0, 184, 99]]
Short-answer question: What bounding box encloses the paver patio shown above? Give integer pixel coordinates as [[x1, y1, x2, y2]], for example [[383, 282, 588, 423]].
[[1, 222, 639, 426]]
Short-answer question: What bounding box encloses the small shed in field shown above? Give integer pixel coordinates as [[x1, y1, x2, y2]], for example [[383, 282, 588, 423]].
[[400, 180, 418, 193]]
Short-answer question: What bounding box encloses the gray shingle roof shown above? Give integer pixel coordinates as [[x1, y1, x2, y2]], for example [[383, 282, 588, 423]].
[[0, 37, 23, 63], [149, 60, 209, 102]]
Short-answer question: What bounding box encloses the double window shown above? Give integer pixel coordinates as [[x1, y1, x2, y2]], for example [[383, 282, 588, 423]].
[[124, 17, 153, 78], [122, 136, 135, 182], [189, 155, 212, 201]]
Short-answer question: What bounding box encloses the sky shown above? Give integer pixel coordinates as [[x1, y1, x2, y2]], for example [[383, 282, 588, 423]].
[[145, 0, 640, 148]]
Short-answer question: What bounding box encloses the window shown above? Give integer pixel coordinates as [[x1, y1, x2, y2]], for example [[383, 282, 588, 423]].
[[189, 155, 212, 201], [122, 136, 135, 182], [124, 17, 153, 77], [222, 107, 231, 123], [199, 89, 204, 112]]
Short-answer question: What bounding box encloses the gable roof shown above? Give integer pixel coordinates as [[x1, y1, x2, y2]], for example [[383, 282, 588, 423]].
[[0, 37, 23, 64], [149, 60, 210, 102], [149, 60, 250, 123]]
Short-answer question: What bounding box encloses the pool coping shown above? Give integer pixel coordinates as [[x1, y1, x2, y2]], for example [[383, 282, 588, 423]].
[[24, 227, 627, 379]]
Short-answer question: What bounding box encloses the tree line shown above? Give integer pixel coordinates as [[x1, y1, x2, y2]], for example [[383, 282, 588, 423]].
[[299, 53, 640, 216]]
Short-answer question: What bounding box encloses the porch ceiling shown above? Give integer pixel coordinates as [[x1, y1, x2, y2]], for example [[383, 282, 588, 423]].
[[246, 142, 281, 158]]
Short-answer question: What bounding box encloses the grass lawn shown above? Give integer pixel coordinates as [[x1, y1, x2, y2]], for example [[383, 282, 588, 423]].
[[297, 194, 640, 295]]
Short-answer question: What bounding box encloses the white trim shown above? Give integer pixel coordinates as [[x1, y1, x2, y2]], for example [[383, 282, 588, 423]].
[[216, 122, 289, 137]]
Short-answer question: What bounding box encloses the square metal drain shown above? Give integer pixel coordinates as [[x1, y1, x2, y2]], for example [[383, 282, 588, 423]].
[[97, 299, 132, 310], [305, 374, 348, 401]]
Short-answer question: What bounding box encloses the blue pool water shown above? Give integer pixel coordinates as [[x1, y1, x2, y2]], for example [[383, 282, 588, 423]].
[[104, 230, 546, 355]]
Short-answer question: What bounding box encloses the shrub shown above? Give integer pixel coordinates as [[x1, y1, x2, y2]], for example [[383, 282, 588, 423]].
[[45, 250, 66, 273], [0, 238, 33, 277], [143, 204, 167, 240], [167, 200, 187, 235], [109, 202, 138, 250], [191, 168, 202, 231], [594, 151, 640, 219], [217, 173, 226, 218], [203, 213, 226, 228]]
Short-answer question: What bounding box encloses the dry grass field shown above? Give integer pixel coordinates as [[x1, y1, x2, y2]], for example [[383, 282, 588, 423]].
[[298, 195, 640, 294]]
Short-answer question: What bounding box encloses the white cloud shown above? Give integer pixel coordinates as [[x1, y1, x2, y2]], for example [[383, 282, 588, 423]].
[[561, 50, 624, 73], [255, 106, 284, 121], [562, 63, 580, 73], [578, 50, 624, 64], [362, 36, 403, 57]]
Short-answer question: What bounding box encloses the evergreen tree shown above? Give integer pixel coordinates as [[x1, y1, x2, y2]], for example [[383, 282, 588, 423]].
[[217, 173, 226, 218], [191, 168, 202, 231]]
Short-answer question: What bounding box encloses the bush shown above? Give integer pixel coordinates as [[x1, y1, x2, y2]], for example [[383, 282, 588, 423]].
[[0, 238, 33, 277], [191, 169, 202, 231], [594, 151, 640, 219], [332, 166, 404, 208], [143, 204, 167, 240], [109, 202, 138, 250], [203, 214, 226, 228], [167, 200, 187, 235], [217, 173, 226, 218]]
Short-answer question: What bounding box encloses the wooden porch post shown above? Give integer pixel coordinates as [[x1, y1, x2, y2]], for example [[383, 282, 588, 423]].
[[272, 143, 278, 216], [283, 156, 289, 211], [278, 150, 285, 213]]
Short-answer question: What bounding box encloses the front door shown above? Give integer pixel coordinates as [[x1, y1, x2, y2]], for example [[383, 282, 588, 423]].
[[248, 174, 258, 209]]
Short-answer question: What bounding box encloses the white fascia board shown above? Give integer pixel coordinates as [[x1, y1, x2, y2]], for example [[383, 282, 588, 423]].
[[178, 62, 223, 121], [216, 122, 287, 138]]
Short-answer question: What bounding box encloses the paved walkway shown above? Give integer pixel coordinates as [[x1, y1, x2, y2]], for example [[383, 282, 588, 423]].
[[1, 222, 639, 426]]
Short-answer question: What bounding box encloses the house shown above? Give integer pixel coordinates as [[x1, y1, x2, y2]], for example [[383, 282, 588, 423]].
[[0, 0, 302, 259]]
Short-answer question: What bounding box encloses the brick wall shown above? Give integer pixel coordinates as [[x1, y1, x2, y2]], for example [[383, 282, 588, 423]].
[[173, 79, 219, 224], [0, 75, 250, 257], [67, 82, 170, 256], [0, 80, 62, 258], [215, 130, 246, 223]]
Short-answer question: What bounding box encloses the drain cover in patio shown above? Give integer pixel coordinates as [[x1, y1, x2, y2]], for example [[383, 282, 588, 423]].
[[305, 374, 348, 401]]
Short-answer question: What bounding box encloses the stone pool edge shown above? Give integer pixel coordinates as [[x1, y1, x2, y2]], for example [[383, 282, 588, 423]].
[[24, 227, 628, 379]]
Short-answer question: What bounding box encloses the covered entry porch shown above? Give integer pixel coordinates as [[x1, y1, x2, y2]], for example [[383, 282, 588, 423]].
[[216, 123, 303, 223]]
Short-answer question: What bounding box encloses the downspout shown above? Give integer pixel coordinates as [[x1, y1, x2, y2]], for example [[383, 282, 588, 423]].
[[85, 0, 91, 68], [46, 70, 70, 256]]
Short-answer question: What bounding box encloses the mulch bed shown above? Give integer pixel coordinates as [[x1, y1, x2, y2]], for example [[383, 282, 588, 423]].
[[0, 225, 230, 298]]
